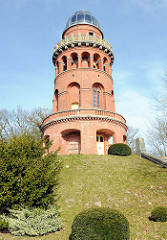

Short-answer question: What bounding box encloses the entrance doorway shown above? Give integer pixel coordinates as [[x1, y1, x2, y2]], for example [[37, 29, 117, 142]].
[[96, 135, 104, 155]]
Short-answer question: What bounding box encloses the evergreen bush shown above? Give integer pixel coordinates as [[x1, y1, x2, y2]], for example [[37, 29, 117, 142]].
[[0, 134, 62, 212], [0, 218, 8, 232], [108, 143, 131, 156], [69, 207, 130, 240], [150, 206, 167, 222], [1, 206, 62, 236]]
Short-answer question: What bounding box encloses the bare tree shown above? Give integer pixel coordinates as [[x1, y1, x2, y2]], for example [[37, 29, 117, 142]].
[[157, 70, 167, 114], [0, 109, 14, 140], [126, 125, 139, 152], [0, 107, 51, 140], [11, 107, 30, 136], [27, 107, 51, 138], [147, 117, 167, 156], [146, 70, 167, 156]]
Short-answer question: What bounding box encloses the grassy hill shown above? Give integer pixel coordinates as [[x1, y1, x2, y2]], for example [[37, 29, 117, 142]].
[[2, 154, 167, 240]]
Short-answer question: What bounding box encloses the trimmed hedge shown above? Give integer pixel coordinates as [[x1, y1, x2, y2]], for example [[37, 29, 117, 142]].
[[108, 143, 131, 156], [69, 208, 130, 240], [150, 206, 167, 222]]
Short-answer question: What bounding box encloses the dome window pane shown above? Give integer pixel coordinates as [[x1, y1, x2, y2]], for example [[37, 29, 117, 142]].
[[77, 14, 84, 22], [63, 10, 102, 34], [93, 18, 97, 26], [66, 19, 70, 28], [71, 15, 76, 24], [85, 14, 91, 23]]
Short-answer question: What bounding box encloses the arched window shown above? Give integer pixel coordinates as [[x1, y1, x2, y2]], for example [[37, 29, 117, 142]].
[[123, 135, 126, 142], [96, 135, 104, 142], [44, 135, 50, 153], [103, 57, 110, 73], [93, 87, 100, 108], [100, 136, 104, 142], [68, 82, 80, 109], [93, 53, 100, 69], [62, 56, 67, 71], [71, 52, 78, 68], [56, 61, 59, 75], [92, 83, 105, 109], [81, 52, 90, 68], [54, 89, 59, 112]]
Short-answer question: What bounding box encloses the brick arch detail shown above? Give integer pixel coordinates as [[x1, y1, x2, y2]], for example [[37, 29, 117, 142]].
[[61, 129, 81, 155], [81, 51, 90, 68], [67, 82, 80, 109], [96, 128, 115, 153], [54, 46, 112, 74], [92, 82, 105, 109], [71, 52, 78, 68]]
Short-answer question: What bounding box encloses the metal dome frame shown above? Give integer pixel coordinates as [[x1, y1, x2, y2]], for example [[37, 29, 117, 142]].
[[62, 10, 103, 37]]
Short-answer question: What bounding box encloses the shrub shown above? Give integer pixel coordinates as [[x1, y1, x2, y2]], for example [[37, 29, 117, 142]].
[[150, 206, 167, 222], [1, 206, 62, 236], [0, 134, 62, 212], [0, 218, 8, 232], [69, 208, 130, 240], [108, 143, 131, 156]]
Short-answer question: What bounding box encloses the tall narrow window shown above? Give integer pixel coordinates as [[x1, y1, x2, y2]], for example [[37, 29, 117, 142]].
[[93, 87, 100, 108]]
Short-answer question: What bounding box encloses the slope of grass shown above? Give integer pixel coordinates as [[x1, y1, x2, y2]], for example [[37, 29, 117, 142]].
[[1, 154, 167, 240]]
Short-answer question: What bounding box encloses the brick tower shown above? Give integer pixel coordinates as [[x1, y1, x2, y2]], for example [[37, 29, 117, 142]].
[[42, 10, 127, 155]]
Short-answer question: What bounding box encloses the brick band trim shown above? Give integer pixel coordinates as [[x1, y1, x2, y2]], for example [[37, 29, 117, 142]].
[[42, 114, 127, 131]]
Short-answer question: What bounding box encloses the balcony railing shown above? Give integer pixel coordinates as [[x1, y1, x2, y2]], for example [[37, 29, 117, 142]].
[[43, 109, 126, 125], [53, 33, 113, 55]]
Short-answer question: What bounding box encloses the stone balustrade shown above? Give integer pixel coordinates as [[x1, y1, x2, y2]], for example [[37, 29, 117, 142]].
[[43, 109, 126, 125], [53, 33, 114, 63]]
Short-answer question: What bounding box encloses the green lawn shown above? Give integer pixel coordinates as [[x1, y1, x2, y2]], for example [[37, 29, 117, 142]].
[[1, 154, 167, 240]]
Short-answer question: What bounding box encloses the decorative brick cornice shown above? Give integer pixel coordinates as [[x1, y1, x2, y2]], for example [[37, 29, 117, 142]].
[[42, 114, 127, 131], [52, 33, 114, 65]]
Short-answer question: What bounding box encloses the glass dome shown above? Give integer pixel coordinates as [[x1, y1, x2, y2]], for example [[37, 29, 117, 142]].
[[64, 10, 101, 32]]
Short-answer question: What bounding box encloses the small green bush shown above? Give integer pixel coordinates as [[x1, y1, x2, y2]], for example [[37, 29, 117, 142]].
[[1, 206, 62, 236], [150, 206, 167, 222], [69, 208, 130, 240], [0, 218, 8, 232], [108, 143, 131, 156]]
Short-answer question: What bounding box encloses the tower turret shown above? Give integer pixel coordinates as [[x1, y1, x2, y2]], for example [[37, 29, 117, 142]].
[[42, 10, 127, 155]]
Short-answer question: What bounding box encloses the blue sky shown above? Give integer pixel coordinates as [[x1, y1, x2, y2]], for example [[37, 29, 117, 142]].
[[0, 0, 167, 142]]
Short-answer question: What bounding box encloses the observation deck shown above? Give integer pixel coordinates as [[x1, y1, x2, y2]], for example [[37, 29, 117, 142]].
[[43, 109, 126, 128], [52, 33, 114, 65]]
